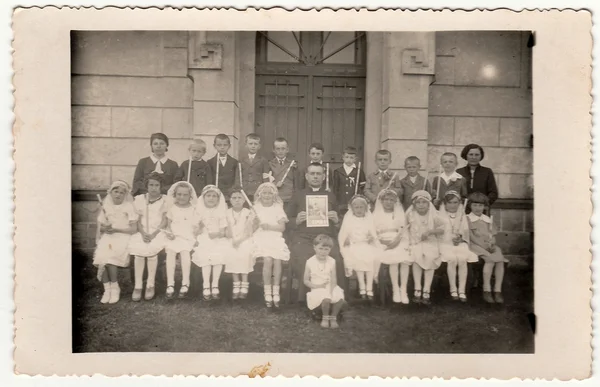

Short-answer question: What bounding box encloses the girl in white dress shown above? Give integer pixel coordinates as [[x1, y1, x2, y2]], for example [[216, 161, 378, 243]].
[[128, 172, 168, 301], [373, 189, 412, 304], [338, 195, 381, 300], [225, 189, 255, 300], [93, 180, 138, 304], [192, 185, 232, 301], [405, 190, 445, 305], [304, 234, 345, 329], [439, 190, 478, 303], [251, 182, 290, 308], [163, 181, 198, 299]]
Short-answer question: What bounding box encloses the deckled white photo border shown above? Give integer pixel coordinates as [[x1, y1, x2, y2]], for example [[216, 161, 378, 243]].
[[11, 6, 593, 379]]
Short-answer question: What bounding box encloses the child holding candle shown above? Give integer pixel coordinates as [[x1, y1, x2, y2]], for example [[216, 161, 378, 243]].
[[163, 181, 198, 300], [304, 234, 346, 329], [467, 192, 508, 304], [239, 133, 271, 203], [269, 137, 297, 216], [93, 181, 138, 304], [250, 182, 290, 308], [338, 195, 382, 300], [363, 150, 403, 206], [208, 134, 240, 202], [332, 146, 366, 217], [132, 133, 179, 196], [192, 185, 231, 301], [405, 190, 445, 305], [128, 173, 168, 301], [438, 191, 478, 302], [225, 189, 256, 299], [174, 139, 213, 196], [431, 152, 468, 209]]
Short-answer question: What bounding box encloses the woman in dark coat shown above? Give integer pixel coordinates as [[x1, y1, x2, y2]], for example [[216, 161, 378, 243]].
[[456, 144, 499, 207]]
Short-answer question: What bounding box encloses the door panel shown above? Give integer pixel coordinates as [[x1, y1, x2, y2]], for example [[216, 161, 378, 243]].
[[311, 77, 365, 170], [255, 75, 308, 165]]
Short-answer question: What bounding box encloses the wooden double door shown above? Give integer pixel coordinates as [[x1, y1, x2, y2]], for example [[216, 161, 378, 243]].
[[254, 31, 367, 170]]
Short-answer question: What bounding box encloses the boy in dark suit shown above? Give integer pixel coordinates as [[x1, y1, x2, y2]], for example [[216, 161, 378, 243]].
[[332, 146, 366, 217], [207, 133, 240, 202], [174, 139, 213, 196], [269, 137, 297, 215], [239, 133, 271, 201], [399, 156, 432, 211]]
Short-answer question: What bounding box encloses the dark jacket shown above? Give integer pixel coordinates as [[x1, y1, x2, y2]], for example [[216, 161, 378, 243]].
[[132, 157, 179, 196], [207, 154, 240, 200], [457, 165, 499, 205], [288, 187, 338, 238], [174, 159, 213, 197]]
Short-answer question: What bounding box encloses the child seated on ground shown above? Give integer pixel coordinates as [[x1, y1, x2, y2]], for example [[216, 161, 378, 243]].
[[373, 189, 412, 304], [128, 172, 168, 301], [338, 195, 381, 301], [405, 190, 445, 305], [192, 185, 231, 301], [467, 192, 508, 304], [94, 180, 138, 304], [224, 188, 256, 300], [303, 234, 346, 329], [251, 182, 290, 308], [438, 190, 478, 303], [163, 181, 198, 300]]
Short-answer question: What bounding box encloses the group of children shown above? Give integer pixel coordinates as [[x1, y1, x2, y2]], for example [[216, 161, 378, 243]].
[[92, 132, 507, 329]]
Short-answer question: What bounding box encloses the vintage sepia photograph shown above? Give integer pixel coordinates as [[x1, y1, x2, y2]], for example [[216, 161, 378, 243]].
[[70, 29, 535, 354]]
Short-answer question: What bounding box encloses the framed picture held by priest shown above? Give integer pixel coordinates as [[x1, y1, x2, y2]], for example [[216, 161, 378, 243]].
[[306, 195, 329, 228]]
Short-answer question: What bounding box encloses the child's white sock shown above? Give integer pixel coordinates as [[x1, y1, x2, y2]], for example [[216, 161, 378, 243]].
[[458, 262, 468, 294], [101, 282, 111, 304], [134, 256, 145, 289], [146, 256, 158, 288], [263, 285, 272, 301], [272, 285, 280, 302], [211, 265, 223, 289], [483, 262, 494, 292], [166, 251, 176, 287], [493, 263, 505, 293], [180, 251, 191, 287], [424, 269, 434, 293], [366, 271, 374, 292], [447, 263, 457, 293]]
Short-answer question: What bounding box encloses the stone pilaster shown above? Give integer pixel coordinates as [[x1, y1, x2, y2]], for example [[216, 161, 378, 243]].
[[380, 32, 435, 171]]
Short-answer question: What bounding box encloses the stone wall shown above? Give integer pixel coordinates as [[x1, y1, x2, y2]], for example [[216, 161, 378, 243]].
[[71, 31, 194, 253], [429, 31, 533, 262]]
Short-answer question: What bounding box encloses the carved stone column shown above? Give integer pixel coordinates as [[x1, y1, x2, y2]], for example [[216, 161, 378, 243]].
[[380, 32, 435, 171]]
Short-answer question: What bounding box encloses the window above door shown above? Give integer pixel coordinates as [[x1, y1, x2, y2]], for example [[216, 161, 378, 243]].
[[256, 31, 366, 66]]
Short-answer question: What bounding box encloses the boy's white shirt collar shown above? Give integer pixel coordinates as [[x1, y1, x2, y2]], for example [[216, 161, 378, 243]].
[[343, 164, 356, 174], [409, 175, 417, 183], [440, 170, 463, 183], [150, 154, 169, 164], [467, 212, 491, 223]]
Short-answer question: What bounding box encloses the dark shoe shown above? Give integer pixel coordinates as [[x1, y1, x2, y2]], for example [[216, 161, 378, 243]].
[[422, 291, 431, 305], [412, 290, 422, 304], [131, 288, 142, 302], [483, 291, 494, 304], [459, 292, 467, 303], [494, 292, 504, 304]]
